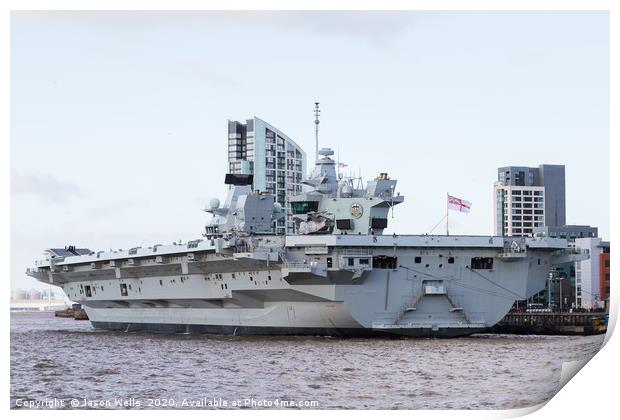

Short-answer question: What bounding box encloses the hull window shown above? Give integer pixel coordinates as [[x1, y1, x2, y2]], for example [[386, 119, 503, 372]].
[[336, 219, 352, 230], [470, 257, 494, 270], [373, 255, 397, 269], [370, 218, 388, 229]]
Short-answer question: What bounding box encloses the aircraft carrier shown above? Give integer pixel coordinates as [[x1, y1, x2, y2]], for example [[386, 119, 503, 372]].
[[26, 117, 588, 338]]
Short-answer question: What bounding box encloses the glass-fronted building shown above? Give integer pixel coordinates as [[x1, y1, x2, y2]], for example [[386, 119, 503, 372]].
[[228, 117, 307, 234]]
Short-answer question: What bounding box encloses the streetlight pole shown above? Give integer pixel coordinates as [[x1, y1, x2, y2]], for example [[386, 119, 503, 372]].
[[547, 273, 551, 309], [560, 279, 562, 312]]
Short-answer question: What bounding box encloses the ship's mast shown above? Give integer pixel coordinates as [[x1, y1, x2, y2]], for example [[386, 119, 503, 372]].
[[313, 101, 320, 162]]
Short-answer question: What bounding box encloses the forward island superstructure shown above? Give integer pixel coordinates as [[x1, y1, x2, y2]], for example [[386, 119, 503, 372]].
[[26, 115, 588, 337]]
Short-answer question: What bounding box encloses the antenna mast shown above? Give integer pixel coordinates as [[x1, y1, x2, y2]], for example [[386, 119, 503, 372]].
[[313, 101, 320, 162]]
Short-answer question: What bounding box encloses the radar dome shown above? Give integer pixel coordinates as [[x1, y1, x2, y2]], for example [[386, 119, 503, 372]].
[[273, 202, 283, 213], [340, 182, 353, 198], [209, 198, 220, 210]]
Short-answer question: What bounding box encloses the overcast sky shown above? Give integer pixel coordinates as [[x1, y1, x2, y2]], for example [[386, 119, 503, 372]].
[[11, 11, 609, 290]]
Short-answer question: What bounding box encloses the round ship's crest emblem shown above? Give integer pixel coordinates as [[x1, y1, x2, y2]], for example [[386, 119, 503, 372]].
[[350, 203, 363, 219]]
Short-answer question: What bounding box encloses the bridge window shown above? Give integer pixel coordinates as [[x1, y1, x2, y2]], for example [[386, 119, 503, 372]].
[[373, 255, 397, 269], [291, 201, 319, 214], [470, 257, 494, 270]]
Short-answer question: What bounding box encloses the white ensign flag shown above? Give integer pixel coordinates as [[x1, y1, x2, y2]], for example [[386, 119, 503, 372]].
[[447, 195, 472, 213]]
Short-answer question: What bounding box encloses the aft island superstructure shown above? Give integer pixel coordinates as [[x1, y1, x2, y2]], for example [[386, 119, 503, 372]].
[[27, 133, 587, 338]]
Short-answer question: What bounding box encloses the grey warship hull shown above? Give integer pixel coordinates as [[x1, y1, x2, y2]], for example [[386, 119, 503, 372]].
[[89, 322, 482, 338], [27, 234, 583, 338]]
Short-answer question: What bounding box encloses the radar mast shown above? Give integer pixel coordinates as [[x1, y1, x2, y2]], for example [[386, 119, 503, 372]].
[[313, 101, 320, 163]]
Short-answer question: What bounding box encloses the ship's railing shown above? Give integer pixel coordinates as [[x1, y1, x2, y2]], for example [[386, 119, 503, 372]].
[[337, 248, 373, 256], [282, 261, 326, 269], [502, 243, 526, 254], [496, 251, 528, 260], [282, 262, 310, 268]]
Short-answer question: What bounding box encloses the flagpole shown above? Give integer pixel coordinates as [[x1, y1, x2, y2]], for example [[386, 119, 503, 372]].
[[446, 192, 449, 236]]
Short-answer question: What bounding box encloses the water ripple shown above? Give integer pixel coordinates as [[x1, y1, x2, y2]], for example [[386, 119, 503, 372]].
[[10, 312, 604, 410]]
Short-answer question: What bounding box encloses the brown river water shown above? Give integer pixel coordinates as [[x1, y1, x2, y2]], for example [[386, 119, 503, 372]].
[[10, 312, 604, 410]]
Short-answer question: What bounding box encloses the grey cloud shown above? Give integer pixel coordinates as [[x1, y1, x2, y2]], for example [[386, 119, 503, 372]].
[[12, 11, 415, 46], [11, 171, 83, 204], [267, 11, 415, 46]]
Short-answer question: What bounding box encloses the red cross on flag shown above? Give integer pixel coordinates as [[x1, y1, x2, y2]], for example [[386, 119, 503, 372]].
[[448, 195, 472, 213]]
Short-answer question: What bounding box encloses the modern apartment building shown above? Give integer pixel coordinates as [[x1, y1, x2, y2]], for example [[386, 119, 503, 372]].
[[493, 165, 565, 236], [227, 117, 307, 234], [574, 238, 610, 310]]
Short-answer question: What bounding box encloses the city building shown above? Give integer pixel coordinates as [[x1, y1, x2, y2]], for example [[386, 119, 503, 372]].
[[599, 243, 610, 306], [574, 238, 610, 310], [493, 165, 565, 236], [10, 288, 70, 312], [533, 225, 598, 241], [227, 117, 307, 234]]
